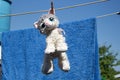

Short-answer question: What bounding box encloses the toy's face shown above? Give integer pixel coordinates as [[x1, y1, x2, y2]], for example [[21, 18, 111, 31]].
[[34, 14, 59, 34]]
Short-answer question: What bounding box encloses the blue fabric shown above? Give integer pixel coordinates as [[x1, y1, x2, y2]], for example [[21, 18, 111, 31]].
[[1, 18, 101, 80]]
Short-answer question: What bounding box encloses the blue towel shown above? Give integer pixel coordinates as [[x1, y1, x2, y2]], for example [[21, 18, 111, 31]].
[[1, 18, 101, 80]]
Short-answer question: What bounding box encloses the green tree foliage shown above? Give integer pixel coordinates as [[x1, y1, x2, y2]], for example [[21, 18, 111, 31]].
[[99, 45, 120, 80]]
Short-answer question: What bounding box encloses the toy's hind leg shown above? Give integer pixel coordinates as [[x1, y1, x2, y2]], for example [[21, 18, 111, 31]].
[[42, 54, 54, 74], [58, 51, 70, 72]]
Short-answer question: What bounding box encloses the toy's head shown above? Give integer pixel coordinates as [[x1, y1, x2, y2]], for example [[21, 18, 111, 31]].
[[34, 2, 59, 34], [34, 14, 59, 34]]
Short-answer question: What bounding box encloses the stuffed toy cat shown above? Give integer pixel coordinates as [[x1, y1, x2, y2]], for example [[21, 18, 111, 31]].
[[34, 2, 70, 74]]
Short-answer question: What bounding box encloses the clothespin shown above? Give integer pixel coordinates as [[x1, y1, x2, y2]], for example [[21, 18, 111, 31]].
[[117, 12, 120, 15], [48, 0, 55, 15]]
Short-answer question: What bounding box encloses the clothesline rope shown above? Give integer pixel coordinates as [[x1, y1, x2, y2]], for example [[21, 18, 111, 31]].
[[0, 0, 108, 17], [96, 12, 120, 18]]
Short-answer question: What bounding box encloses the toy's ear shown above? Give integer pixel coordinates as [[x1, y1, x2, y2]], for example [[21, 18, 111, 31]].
[[48, 1, 55, 15], [34, 22, 39, 29]]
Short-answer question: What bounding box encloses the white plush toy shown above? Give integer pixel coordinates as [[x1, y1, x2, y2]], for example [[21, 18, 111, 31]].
[[34, 2, 70, 74]]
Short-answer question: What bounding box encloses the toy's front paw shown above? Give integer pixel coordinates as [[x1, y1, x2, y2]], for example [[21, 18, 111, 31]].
[[56, 43, 68, 51], [45, 47, 55, 54]]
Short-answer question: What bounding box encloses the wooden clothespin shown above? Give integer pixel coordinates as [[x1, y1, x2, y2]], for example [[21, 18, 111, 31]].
[[48, 0, 55, 15]]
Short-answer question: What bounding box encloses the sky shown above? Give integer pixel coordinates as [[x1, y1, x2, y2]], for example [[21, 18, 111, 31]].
[[4, 0, 120, 70]]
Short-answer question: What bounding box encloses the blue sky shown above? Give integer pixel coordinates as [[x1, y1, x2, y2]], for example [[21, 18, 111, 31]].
[[10, 0, 120, 70]]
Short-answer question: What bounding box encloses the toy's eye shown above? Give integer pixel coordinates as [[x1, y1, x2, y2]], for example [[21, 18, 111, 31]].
[[49, 17, 54, 21]]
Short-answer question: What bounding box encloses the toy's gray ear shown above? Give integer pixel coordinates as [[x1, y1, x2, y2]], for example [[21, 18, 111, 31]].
[[48, 1, 55, 15], [34, 22, 38, 28]]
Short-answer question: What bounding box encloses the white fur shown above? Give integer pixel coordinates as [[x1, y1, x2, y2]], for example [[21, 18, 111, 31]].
[[45, 28, 68, 54]]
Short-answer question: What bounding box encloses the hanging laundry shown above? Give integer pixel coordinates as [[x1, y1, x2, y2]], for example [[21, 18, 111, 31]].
[[1, 18, 100, 80]]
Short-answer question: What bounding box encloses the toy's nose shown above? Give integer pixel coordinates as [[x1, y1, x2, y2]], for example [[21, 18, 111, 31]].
[[41, 23, 46, 28]]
